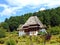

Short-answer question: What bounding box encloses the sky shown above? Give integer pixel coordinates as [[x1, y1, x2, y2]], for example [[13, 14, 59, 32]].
[[0, 0, 60, 22]]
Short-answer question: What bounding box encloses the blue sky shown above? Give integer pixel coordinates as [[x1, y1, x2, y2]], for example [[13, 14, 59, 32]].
[[0, 0, 60, 22]]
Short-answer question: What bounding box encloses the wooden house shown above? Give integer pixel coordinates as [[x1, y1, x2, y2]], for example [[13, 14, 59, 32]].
[[17, 16, 46, 36]]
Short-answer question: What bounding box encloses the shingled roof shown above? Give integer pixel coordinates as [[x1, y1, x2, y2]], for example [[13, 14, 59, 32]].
[[23, 16, 44, 28]]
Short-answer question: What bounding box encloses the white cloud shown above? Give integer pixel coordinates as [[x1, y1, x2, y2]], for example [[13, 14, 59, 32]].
[[0, 4, 14, 16], [0, 4, 8, 8], [36, 8, 46, 12], [6, 0, 41, 7], [40, 8, 46, 11], [0, 4, 22, 17], [5, 0, 50, 8], [6, 0, 60, 8], [45, 0, 60, 8], [0, 0, 60, 17], [0, 8, 15, 16]]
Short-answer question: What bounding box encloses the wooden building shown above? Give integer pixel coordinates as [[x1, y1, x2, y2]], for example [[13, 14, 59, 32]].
[[17, 16, 46, 36]]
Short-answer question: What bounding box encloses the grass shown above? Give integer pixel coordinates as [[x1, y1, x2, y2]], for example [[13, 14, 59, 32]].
[[0, 31, 60, 45]]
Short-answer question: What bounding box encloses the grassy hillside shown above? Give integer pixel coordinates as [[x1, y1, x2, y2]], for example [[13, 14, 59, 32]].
[[0, 32, 60, 45]]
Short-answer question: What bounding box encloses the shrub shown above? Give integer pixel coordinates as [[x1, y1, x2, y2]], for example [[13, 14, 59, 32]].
[[56, 38, 60, 43], [50, 40, 57, 44], [0, 29, 6, 38], [22, 35, 26, 38], [5, 39, 16, 45], [16, 40, 18, 43], [38, 31, 46, 35], [48, 26, 60, 35], [59, 35, 60, 39]]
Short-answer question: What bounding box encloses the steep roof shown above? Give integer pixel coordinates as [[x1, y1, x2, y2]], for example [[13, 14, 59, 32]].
[[23, 16, 44, 28]]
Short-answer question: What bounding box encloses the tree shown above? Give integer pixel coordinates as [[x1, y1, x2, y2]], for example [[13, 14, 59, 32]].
[[51, 14, 60, 26], [1, 22, 9, 30], [0, 28, 6, 38], [5, 18, 9, 22]]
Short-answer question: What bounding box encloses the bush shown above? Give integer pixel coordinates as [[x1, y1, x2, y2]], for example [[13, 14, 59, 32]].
[[50, 40, 56, 44], [48, 26, 60, 35], [0, 29, 6, 38], [5, 39, 16, 45], [59, 35, 60, 39]]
